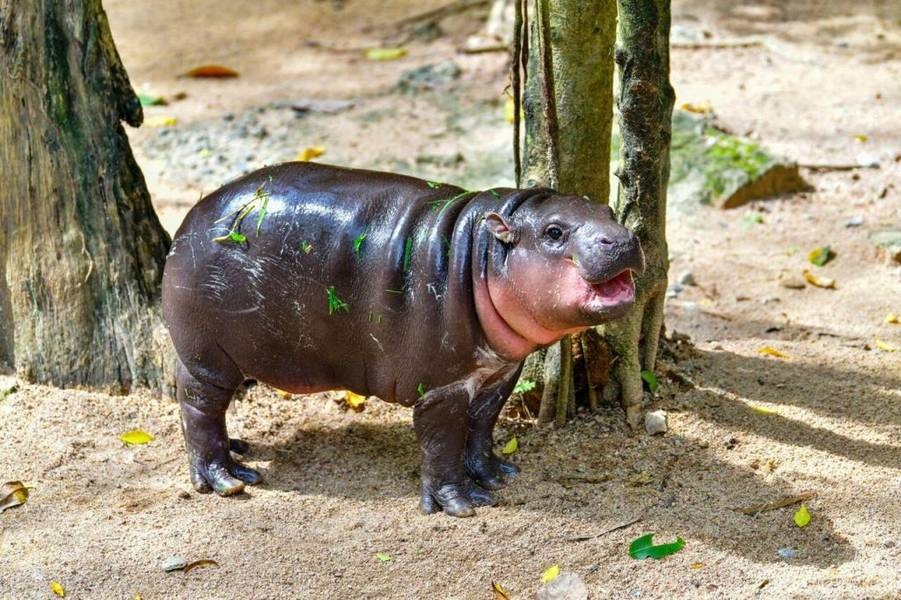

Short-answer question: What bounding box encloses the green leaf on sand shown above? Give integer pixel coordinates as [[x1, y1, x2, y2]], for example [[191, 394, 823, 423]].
[[376, 552, 392, 562], [501, 436, 518, 455], [629, 533, 686, 560], [119, 429, 155, 445], [641, 370, 659, 393], [807, 245, 835, 267], [794, 504, 811, 528]]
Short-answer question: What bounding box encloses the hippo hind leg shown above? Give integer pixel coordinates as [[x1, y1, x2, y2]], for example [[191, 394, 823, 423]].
[[176, 357, 262, 496], [464, 368, 522, 490]]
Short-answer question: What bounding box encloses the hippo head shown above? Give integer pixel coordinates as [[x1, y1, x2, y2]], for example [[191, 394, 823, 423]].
[[475, 193, 644, 359]]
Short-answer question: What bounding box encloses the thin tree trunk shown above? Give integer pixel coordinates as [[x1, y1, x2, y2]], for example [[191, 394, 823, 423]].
[[515, 0, 617, 425], [602, 0, 674, 428], [0, 0, 171, 392]]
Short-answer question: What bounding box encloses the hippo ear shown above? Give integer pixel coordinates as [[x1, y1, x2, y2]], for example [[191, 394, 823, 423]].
[[485, 212, 517, 244]]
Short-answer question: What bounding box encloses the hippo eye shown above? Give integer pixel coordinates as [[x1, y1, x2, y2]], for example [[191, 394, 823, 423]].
[[545, 225, 564, 241]]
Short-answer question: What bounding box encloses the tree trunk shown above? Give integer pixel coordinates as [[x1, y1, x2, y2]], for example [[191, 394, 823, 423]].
[[513, 0, 673, 427], [514, 0, 617, 424], [602, 0, 674, 428], [0, 0, 172, 392]]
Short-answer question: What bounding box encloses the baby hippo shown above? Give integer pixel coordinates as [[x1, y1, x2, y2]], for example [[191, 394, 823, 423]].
[[162, 162, 643, 517]]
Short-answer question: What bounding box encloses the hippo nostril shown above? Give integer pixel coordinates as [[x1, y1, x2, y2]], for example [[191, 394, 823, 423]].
[[598, 237, 614, 246]]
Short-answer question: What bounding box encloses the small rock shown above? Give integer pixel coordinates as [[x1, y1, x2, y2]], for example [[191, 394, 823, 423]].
[[779, 272, 806, 289], [678, 271, 696, 286], [162, 555, 187, 572], [777, 547, 799, 560], [845, 215, 864, 227], [666, 283, 683, 298], [869, 230, 901, 264], [537, 572, 589, 600], [724, 436, 739, 450], [856, 151, 880, 168], [644, 410, 668, 435], [177, 489, 191, 500], [884, 540, 896, 548]]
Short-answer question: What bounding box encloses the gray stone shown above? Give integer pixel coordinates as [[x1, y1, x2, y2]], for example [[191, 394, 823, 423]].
[[537, 572, 589, 600], [678, 271, 696, 286], [162, 555, 187, 572], [645, 410, 668, 435]]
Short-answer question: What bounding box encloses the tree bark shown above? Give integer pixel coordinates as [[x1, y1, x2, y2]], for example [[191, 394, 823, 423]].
[[0, 0, 171, 392], [514, 0, 617, 424], [602, 0, 674, 428], [514, 0, 672, 427]]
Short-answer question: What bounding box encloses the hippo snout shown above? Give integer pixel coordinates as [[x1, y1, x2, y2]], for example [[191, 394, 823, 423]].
[[572, 221, 644, 285]]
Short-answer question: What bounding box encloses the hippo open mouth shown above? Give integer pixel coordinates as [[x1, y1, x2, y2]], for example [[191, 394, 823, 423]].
[[581, 269, 636, 313]]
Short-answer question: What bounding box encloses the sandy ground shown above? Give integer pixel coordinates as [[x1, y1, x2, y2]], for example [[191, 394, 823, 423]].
[[2, 1, 900, 598]]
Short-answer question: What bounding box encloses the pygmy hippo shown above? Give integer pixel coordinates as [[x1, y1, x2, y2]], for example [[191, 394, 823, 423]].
[[162, 162, 643, 517]]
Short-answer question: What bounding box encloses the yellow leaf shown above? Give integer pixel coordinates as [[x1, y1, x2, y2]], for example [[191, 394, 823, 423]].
[[51, 581, 65, 597], [364, 47, 407, 61], [884, 313, 900, 325], [874, 338, 898, 352], [0, 481, 29, 512], [119, 429, 155, 445], [501, 436, 518, 455], [491, 581, 511, 600], [275, 389, 293, 399], [802, 270, 836, 289], [344, 391, 367, 409], [854, 133, 869, 143], [758, 346, 788, 359], [752, 405, 778, 415], [297, 146, 325, 161], [144, 115, 177, 128], [680, 101, 713, 114], [690, 562, 705, 570], [504, 96, 515, 124], [135, 594, 143, 600], [794, 504, 811, 527], [540, 564, 560, 584]]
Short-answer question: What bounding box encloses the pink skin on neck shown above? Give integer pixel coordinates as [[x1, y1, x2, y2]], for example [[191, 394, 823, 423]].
[[472, 264, 585, 362]]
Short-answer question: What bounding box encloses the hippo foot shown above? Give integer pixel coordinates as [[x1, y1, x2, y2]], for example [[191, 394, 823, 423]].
[[229, 438, 250, 455], [465, 451, 520, 491], [420, 480, 497, 517], [189, 456, 263, 496]]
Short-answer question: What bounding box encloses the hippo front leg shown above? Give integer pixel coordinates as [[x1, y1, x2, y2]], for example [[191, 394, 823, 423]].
[[414, 385, 496, 517], [464, 367, 522, 490]]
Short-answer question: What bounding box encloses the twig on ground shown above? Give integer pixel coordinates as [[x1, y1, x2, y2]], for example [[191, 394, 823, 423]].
[[799, 163, 880, 172], [567, 516, 642, 542], [393, 0, 489, 28], [672, 39, 763, 50], [734, 491, 816, 516]]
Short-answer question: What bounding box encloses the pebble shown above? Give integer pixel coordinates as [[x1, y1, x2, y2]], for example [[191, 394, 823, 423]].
[[678, 271, 696, 286], [780, 272, 806, 289], [644, 410, 668, 435], [777, 547, 799, 560], [162, 555, 187, 572], [537, 572, 589, 600], [846, 215, 864, 227], [666, 283, 683, 298]]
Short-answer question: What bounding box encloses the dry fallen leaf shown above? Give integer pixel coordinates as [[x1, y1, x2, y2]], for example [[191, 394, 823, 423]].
[[540, 564, 560, 584], [874, 338, 898, 352], [752, 405, 779, 415], [491, 581, 511, 600], [802, 270, 836, 289], [0, 481, 29, 512], [183, 65, 239, 78], [794, 504, 811, 528], [297, 146, 325, 161], [144, 115, 177, 128], [343, 391, 367, 411], [275, 389, 293, 399], [680, 101, 713, 114], [884, 313, 900, 325], [690, 562, 705, 570], [50, 581, 65, 597], [758, 346, 789, 359], [119, 429, 155, 445], [364, 47, 407, 61], [184, 559, 219, 573]]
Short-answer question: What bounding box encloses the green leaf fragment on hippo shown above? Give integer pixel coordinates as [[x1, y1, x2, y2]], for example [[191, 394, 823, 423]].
[[640, 370, 659, 393], [402, 237, 413, 273], [417, 383, 426, 397], [426, 181, 441, 189], [385, 288, 405, 295], [300, 240, 313, 254], [628, 533, 685, 560], [353, 231, 367, 256], [513, 379, 536, 394], [489, 188, 501, 198], [326, 286, 349, 314]]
